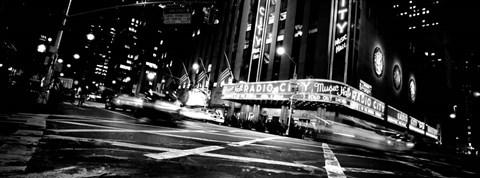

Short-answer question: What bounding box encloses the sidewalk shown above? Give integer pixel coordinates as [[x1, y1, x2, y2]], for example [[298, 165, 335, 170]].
[[0, 112, 48, 175]]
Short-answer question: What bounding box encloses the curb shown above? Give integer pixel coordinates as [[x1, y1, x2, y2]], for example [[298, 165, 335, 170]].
[[0, 114, 47, 175]]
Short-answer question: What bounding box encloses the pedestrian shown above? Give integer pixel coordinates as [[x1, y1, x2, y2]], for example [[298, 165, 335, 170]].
[[48, 77, 64, 111], [77, 86, 88, 106]]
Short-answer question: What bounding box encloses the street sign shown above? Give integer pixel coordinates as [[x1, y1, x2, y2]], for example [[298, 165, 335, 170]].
[[164, 8, 191, 24]]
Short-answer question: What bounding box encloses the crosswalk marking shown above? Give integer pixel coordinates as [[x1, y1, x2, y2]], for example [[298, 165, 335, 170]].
[[145, 146, 224, 160], [322, 143, 346, 178]]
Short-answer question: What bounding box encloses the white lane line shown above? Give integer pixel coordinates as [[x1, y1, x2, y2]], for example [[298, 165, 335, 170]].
[[291, 148, 323, 154], [149, 132, 230, 144], [322, 143, 346, 178], [342, 167, 394, 174], [199, 152, 322, 171], [145, 146, 224, 160], [46, 135, 322, 171], [228, 136, 281, 147], [47, 129, 214, 133]]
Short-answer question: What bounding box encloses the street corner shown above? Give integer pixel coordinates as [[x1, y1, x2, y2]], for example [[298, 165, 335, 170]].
[[0, 113, 48, 176]]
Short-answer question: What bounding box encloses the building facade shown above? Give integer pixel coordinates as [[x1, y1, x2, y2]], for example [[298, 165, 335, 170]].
[[190, 0, 454, 146]]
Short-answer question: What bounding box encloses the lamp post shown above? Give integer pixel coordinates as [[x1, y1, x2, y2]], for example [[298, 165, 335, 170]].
[[277, 47, 298, 136], [276, 47, 297, 80]]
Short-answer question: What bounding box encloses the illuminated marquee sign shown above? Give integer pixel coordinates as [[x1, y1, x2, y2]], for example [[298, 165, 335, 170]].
[[426, 125, 439, 140], [222, 79, 385, 119], [387, 106, 408, 128], [408, 116, 425, 134]]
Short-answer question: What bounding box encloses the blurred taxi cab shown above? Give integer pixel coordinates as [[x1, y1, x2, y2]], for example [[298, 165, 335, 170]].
[[105, 93, 145, 112]]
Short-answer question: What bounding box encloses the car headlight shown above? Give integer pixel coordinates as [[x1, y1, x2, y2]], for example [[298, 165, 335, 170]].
[[406, 142, 415, 148]]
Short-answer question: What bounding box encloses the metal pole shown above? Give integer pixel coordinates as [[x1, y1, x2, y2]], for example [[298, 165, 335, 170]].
[[42, 0, 72, 103], [286, 95, 293, 136]]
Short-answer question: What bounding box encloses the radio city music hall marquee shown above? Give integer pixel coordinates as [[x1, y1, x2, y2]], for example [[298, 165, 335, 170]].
[[222, 79, 385, 119]]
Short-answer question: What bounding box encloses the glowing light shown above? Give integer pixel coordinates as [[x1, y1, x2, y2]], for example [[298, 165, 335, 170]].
[[47, 38, 53, 42], [60, 73, 64, 77], [112, 80, 116, 84], [57, 59, 64, 63], [37, 44, 47, 53], [450, 113, 456, 119], [67, 64, 71, 68], [73, 54, 80, 59], [192, 63, 199, 70], [473, 91, 480, 97], [87, 33, 95, 41], [276, 47, 286, 55], [147, 72, 156, 80]]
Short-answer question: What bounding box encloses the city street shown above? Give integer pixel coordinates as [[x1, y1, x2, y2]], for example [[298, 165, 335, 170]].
[[0, 102, 477, 177]]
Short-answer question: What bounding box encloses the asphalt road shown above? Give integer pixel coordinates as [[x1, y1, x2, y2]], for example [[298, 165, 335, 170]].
[[6, 101, 480, 178]]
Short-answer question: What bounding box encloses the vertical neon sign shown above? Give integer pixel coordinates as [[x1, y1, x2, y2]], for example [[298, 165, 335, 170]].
[[329, 0, 351, 82], [248, 0, 270, 82]]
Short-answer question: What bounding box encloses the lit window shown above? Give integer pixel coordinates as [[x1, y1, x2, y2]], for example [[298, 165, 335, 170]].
[[422, 20, 425, 23], [409, 14, 412, 17], [422, 11, 425, 14], [436, 22, 439, 25], [413, 26, 416, 29], [410, 1, 412, 3], [409, 27, 412, 30], [427, 10, 429, 13], [413, 6, 416, 8], [426, 24, 430, 26], [417, 13, 420, 15], [431, 53, 435, 56], [425, 52, 429, 56]]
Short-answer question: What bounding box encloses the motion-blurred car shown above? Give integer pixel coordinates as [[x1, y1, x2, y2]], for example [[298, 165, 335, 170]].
[[87, 93, 102, 102], [385, 133, 415, 152], [134, 91, 183, 123], [179, 107, 224, 124], [105, 93, 145, 112]]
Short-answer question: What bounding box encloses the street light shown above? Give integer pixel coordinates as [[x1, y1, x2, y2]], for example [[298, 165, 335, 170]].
[[276, 47, 297, 79], [37, 44, 47, 53], [86, 33, 95, 41], [73, 54, 80, 59], [192, 63, 199, 71], [277, 47, 298, 136]]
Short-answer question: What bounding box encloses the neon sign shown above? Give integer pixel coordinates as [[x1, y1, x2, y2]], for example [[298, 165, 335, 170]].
[[334, 0, 349, 54], [222, 79, 385, 119]]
